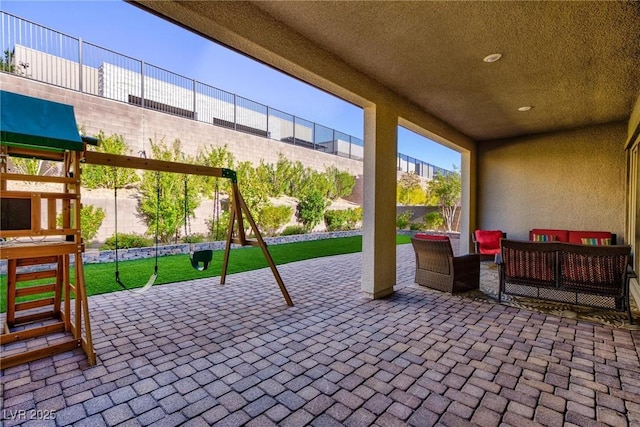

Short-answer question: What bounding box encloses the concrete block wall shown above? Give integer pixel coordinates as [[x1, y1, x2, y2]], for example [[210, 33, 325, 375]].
[[2, 73, 370, 242], [0, 73, 363, 178]]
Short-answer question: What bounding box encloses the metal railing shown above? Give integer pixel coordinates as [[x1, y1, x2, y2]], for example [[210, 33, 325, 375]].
[[0, 10, 447, 177]]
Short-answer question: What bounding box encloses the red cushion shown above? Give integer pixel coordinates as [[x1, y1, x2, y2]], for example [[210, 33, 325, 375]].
[[529, 229, 569, 242], [414, 233, 449, 241], [474, 230, 503, 254], [568, 231, 612, 244]]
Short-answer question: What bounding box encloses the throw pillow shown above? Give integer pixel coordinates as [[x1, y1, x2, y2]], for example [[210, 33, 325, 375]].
[[532, 234, 556, 242], [581, 237, 612, 245]]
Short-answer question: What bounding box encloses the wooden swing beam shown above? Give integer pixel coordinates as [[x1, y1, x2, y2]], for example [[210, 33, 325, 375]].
[[83, 151, 293, 307]]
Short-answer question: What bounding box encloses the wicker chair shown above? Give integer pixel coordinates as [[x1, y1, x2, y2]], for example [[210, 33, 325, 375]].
[[410, 236, 480, 293]]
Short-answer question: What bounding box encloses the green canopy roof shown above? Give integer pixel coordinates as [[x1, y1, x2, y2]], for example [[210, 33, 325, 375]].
[[0, 90, 84, 151]]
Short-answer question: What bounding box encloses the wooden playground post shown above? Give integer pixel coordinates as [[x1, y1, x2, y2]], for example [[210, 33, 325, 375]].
[[0, 146, 96, 369]]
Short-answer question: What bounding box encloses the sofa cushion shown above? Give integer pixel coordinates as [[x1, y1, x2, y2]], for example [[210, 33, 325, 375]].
[[532, 234, 557, 242], [569, 230, 613, 245], [414, 233, 449, 241], [581, 237, 612, 246], [529, 229, 569, 242], [474, 230, 503, 254]]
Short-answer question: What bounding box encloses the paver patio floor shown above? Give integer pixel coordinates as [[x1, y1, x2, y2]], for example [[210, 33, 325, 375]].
[[1, 244, 640, 426]]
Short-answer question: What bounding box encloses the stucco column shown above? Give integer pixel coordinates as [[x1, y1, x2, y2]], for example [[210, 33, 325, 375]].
[[361, 104, 398, 299], [460, 150, 473, 254]]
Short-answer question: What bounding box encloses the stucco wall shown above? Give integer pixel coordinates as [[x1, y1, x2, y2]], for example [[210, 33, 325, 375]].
[[477, 122, 627, 241]]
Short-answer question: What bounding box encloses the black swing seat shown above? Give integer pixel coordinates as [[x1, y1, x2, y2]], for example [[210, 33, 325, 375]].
[[190, 250, 213, 271]]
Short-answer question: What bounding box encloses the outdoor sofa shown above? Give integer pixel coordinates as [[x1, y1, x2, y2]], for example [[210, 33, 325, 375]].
[[499, 239, 635, 323], [411, 234, 480, 293], [529, 228, 617, 244]]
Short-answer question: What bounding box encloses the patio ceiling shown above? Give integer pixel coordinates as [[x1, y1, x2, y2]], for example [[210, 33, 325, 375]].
[[132, 1, 640, 142]]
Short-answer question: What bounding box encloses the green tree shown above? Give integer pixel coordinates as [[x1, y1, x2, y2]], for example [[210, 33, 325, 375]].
[[82, 132, 139, 189], [300, 168, 331, 199], [257, 204, 293, 236], [236, 161, 270, 213], [137, 139, 200, 243], [197, 144, 235, 198], [0, 48, 15, 72], [80, 205, 106, 241], [296, 189, 329, 231], [56, 204, 105, 242], [426, 167, 461, 232], [325, 166, 356, 200], [234, 161, 270, 235], [397, 172, 426, 205], [274, 155, 305, 196], [10, 157, 58, 184], [424, 211, 444, 230], [256, 160, 278, 197]]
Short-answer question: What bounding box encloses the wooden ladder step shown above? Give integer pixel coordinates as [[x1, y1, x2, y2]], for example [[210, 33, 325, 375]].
[[0, 337, 80, 370], [16, 256, 59, 267], [0, 321, 65, 345], [15, 297, 55, 312], [16, 270, 57, 282], [15, 283, 55, 297], [13, 311, 59, 326]]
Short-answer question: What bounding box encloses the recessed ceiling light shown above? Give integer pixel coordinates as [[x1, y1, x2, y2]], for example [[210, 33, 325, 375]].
[[483, 53, 502, 63], [518, 106, 533, 112]]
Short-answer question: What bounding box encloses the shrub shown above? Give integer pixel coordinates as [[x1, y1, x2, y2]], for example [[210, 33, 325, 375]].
[[56, 204, 105, 242], [324, 208, 362, 231], [325, 166, 356, 200], [281, 225, 306, 236], [182, 233, 205, 243], [82, 131, 139, 189], [258, 204, 293, 236], [324, 210, 349, 231], [206, 210, 230, 241], [396, 210, 413, 229], [80, 205, 106, 241], [424, 211, 444, 230], [409, 222, 424, 231], [296, 190, 329, 231], [346, 207, 363, 229], [101, 233, 153, 250]]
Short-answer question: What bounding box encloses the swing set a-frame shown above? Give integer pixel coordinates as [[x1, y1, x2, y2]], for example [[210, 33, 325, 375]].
[[84, 150, 294, 307], [0, 90, 292, 370]]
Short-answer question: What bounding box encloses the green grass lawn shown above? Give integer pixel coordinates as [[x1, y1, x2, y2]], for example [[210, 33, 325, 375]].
[[1, 235, 411, 312]]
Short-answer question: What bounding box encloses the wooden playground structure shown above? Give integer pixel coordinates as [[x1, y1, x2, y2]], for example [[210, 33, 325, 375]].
[[0, 90, 291, 369]]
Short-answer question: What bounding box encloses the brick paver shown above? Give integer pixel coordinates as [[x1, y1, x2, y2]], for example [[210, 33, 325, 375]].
[[1, 245, 639, 426]]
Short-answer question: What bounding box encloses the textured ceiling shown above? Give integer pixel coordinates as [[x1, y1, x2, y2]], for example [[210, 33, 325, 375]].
[[134, 1, 640, 142]]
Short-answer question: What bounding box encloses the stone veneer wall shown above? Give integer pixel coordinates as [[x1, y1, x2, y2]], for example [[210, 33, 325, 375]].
[[0, 230, 461, 274], [0, 230, 363, 274]]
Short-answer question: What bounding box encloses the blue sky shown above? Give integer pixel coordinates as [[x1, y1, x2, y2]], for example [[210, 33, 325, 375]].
[[2, 1, 460, 169]]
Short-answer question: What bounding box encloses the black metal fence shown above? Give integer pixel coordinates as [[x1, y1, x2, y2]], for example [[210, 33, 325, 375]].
[[1, 10, 449, 177]]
